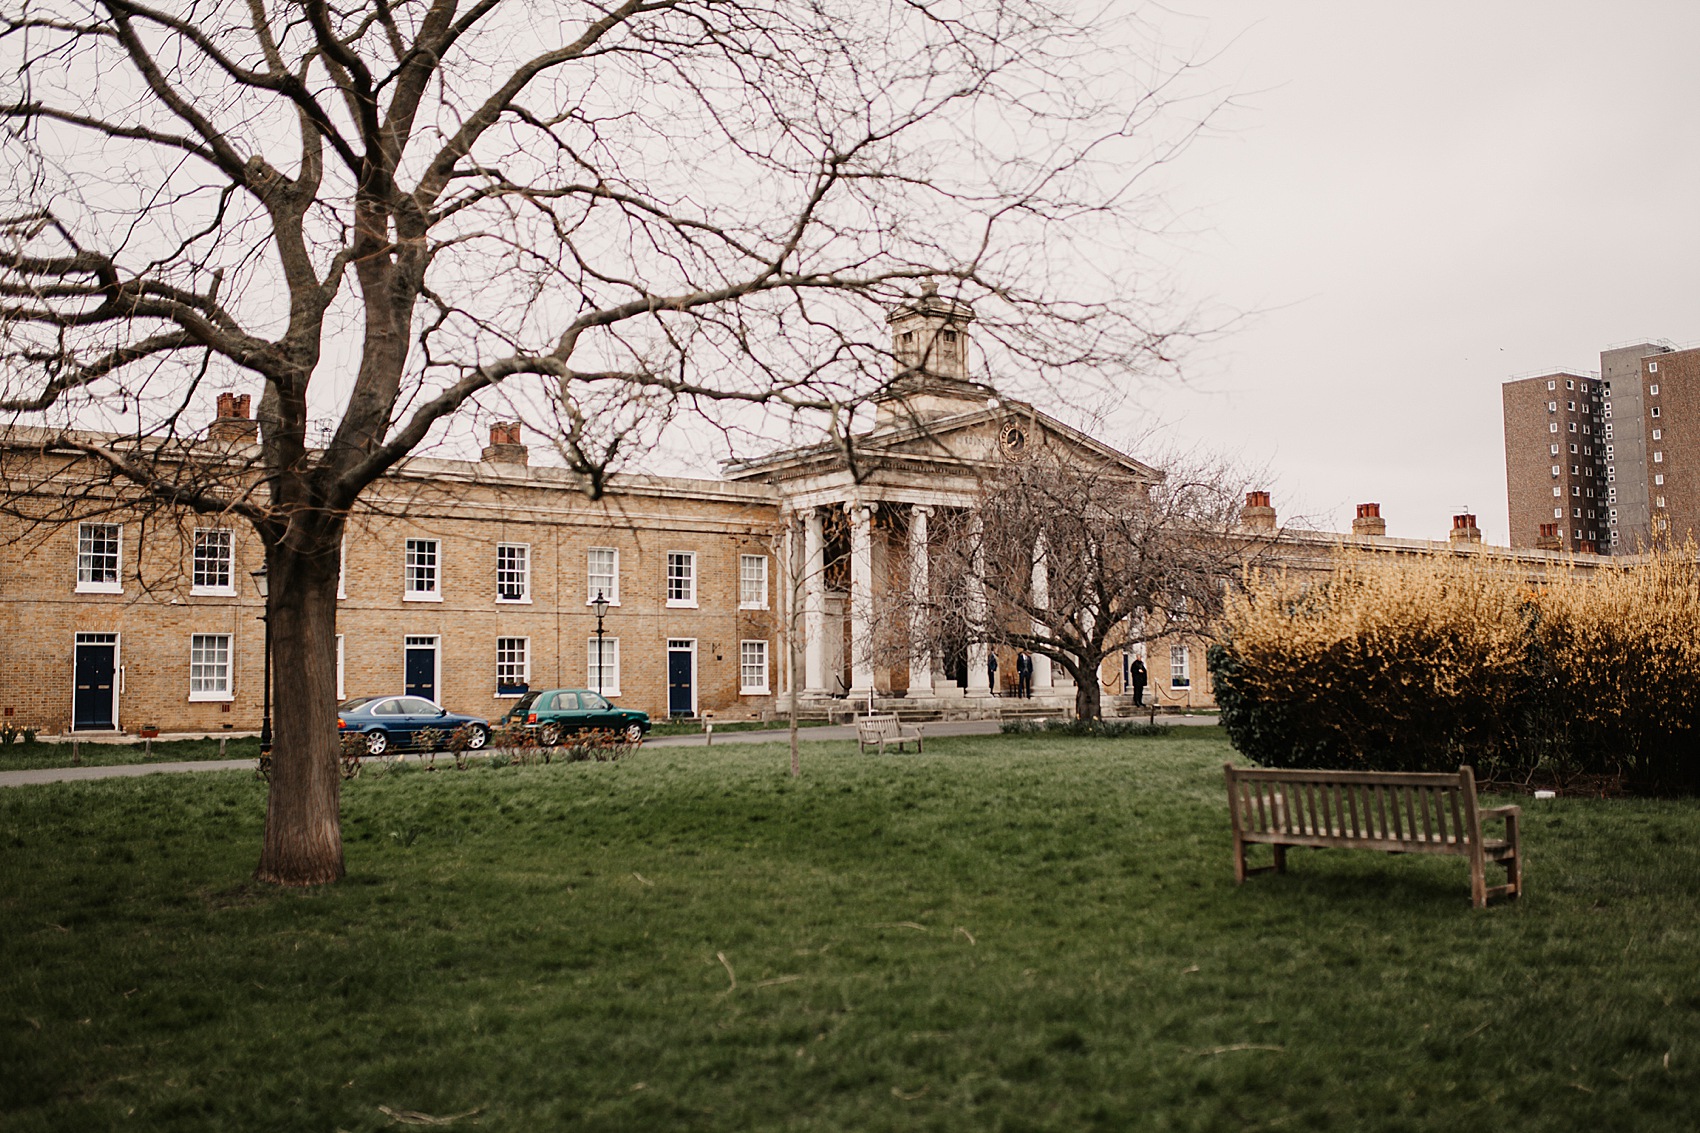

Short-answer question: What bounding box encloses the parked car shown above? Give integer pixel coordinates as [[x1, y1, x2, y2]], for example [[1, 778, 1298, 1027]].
[[500, 688, 650, 744], [337, 696, 491, 756]]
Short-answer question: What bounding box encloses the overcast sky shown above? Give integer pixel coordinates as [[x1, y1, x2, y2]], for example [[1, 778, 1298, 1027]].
[[1119, 1, 1700, 544]]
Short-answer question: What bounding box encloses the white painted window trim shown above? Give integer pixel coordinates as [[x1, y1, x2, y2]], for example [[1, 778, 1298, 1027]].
[[665, 550, 698, 608], [587, 636, 621, 698], [336, 634, 346, 700], [337, 535, 347, 600], [403, 537, 443, 601], [189, 528, 237, 597], [187, 632, 235, 701], [1169, 643, 1191, 689], [739, 638, 770, 695], [75, 522, 124, 595], [586, 546, 620, 606], [495, 542, 532, 604], [739, 554, 769, 610], [495, 635, 531, 697]]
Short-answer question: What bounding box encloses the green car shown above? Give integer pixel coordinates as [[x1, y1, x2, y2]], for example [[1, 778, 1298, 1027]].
[[503, 688, 650, 744]]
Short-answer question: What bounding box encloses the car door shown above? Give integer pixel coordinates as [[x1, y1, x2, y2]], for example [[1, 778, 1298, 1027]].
[[368, 698, 407, 744], [548, 691, 587, 732], [397, 696, 445, 745]]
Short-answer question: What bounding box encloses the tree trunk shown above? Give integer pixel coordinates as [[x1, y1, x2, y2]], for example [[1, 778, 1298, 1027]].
[[1074, 657, 1104, 722], [255, 537, 346, 886]]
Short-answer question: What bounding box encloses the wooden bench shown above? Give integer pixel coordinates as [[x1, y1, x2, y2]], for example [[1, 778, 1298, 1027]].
[[1224, 763, 1522, 908], [855, 714, 923, 755]]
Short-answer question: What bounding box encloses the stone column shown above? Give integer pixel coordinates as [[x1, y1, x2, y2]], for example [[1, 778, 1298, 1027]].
[[846, 502, 878, 700], [965, 509, 990, 694], [907, 506, 933, 696], [803, 508, 828, 696], [1030, 539, 1053, 692]]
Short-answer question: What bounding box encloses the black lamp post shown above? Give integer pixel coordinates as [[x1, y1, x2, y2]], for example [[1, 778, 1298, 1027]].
[[251, 564, 272, 757], [591, 590, 610, 695]]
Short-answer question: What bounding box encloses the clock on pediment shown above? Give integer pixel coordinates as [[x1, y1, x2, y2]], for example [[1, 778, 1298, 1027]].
[[998, 422, 1029, 460]]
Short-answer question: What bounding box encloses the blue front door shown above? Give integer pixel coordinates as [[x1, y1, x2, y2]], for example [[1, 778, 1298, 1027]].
[[73, 635, 117, 730], [404, 637, 437, 701], [667, 642, 693, 717]]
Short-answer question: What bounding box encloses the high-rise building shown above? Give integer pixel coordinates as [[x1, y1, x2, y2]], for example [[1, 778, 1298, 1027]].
[[1502, 341, 1700, 554]]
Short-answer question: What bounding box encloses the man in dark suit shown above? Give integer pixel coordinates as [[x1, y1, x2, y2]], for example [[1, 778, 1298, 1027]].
[[1015, 650, 1034, 697], [1128, 656, 1148, 706]]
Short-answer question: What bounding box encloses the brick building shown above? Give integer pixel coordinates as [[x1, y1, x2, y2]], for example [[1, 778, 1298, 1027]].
[[1502, 370, 1607, 553]]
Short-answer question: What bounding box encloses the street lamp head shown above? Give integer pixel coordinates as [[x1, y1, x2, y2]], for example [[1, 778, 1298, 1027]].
[[592, 590, 609, 619], [251, 563, 268, 598]]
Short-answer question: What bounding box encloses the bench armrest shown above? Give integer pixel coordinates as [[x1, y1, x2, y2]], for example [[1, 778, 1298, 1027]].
[[1481, 805, 1522, 821]]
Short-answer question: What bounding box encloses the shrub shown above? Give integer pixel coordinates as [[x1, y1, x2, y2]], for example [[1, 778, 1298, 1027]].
[[1210, 550, 1700, 792], [1000, 719, 1172, 738]]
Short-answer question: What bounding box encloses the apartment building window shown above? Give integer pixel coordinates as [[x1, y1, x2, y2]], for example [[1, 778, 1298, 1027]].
[[1547, 380, 1556, 390], [1569, 423, 1577, 433], [1554, 508, 1564, 519], [1550, 444, 1560, 455], [666, 551, 696, 607], [495, 543, 530, 603], [495, 637, 529, 696], [739, 554, 768, 609], [1606, 445, 1614, 455], [587, 547, 619, 605], [1567, 401, 1576, 411], [404, 538, 441, 600], [588, 637, 620, 696], [1610, 509, 1618, 518], [1573, 508, 1582, 518], [76, 523, 122, 593], [1650, 382, 1660, 394], [1169, 644, 1191, 689], [1580, 383, 1588, 393], [1549, 423, 1559, 434], [1572, 486, 1581, 496], [1551, 465, 1561, 476], [189, 633, 233, 700], [739, 640, 770, 694], [1654, 452, 1664, 463], [1651, 406, 1661, 418], [191, 529, 234, 595], [1655, 473, 1665, 486], [1566, 379, 1575, 390], [1649, 363, 1659, 374], [1657, 496, 1667, 509], [1571, 465, 1580, 475], [1652, 429, 1662, 441], [1547, 401, 1557, 412], [1570, 444, 1578, 453]]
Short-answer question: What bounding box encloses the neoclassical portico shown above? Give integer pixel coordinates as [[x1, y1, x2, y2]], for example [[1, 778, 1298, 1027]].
[[726, 288, 1158, 708]]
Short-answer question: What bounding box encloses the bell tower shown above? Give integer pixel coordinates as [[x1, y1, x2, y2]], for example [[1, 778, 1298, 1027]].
[[878, 283, 994, 421]]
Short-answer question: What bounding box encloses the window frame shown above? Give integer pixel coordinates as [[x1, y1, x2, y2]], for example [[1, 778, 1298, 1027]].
[[587, 546, 620, 606], [495, 636, 531, 697], [665, 550, 697, 608], [739, 639, 770, 694], [495, 542, 531, 604], [190, 528, 236, 596], [75, 522, 124, 594], [188, 632, 234, 701], [587, 636, 621, 697], [1169, 644, 1191, 689], [738, 554, 769, 610], [403, 537, 443, 601]]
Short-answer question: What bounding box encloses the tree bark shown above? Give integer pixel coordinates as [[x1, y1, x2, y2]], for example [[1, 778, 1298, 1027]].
[[1074, 656, 1104, 722], [255, 535, 346, 886]]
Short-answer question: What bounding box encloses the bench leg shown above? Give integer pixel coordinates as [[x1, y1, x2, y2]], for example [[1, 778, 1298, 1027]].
[[1233, 835, 1247, 885], [1272, 844, 1287, 874], [1503, 813, 1522, 899]]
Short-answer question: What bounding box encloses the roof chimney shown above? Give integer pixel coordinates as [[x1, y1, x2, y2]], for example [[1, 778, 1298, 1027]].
[[1351, 502, 1386, 538], [208, 391, 258, 444], [1449, 513, 1482, 545], [481, 421, 528, 465], [1535, 522, 1562, 551], [1240, 490, 1276, 532]]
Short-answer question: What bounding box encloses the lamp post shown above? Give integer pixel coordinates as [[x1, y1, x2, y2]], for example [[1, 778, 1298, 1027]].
[[591, 590, 610, 696], [251, 564, 272, 758]]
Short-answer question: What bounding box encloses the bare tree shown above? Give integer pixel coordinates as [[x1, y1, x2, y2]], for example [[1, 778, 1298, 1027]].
[[928, 445, 1269, 721], [0, 1, 1206, 884]]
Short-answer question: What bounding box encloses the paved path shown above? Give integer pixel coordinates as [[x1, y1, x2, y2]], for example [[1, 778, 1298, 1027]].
[[0, 715, 1219, 789]]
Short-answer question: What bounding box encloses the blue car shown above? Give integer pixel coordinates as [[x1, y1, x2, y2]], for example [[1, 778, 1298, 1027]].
[[337, 696, 491, 757]]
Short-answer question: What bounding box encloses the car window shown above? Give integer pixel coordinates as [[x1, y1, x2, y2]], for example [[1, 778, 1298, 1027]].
[[399, 697, 439, 714], [581, 693, 610, 710], [553, 692, 580, 710], [532, 692, 554, 712], [371, 699, 404, 716], [338, 696, 378, 711], [511, 691, 540, 714]]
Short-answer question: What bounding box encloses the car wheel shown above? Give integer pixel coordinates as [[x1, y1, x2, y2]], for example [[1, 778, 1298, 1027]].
[[539, 722, 563, 746], [364, 730, 390, 757], [465, 724, 490, 750], [623, 722, 645, 744]]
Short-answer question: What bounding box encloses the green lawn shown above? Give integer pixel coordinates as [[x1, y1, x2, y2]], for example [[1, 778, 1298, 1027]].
[[0, 736, 258, 773], [2, 729, 1697, 1131]]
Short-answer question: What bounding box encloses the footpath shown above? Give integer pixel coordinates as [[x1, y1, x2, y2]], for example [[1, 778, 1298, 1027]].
[[0, 715, 1218, 789]]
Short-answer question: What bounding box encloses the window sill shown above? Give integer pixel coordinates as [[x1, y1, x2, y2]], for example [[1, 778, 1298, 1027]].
[[666, 599, 699, 609], [738, 603, 769, 611], [592, 686, 622, 698], [403, 592, 444, 602], [75, 582, 123, 595], [740, 686, 771, 696], [1170, 683, 1191, 691], [494, 692, 528, 699], [188, 692, 235, 703], [586, 598, 621, 607], [189, 586, 237, 598], [495, 597, 533, 605]]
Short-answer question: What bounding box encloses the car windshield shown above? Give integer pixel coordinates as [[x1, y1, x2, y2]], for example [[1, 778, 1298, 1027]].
[[338, 697, 379, 711], [508, 691, 540, 716]]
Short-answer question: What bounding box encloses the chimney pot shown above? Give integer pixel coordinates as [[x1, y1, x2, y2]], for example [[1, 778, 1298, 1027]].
[[1351, 502, 1386, 537], [1449, 513, 1482, 545], [1240, 490, 1277, 532], [208, 390, 258, 444], [481, 420, 529, 466]]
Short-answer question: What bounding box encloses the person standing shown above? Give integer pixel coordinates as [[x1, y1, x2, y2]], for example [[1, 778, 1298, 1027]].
[[986, 650, 999, 696], [1016, 649, 1034, 698], [1128, 656, 1148, 707]]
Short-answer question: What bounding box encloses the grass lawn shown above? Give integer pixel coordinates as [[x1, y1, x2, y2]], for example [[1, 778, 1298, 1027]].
[[2, 729, 1697, 1131], [0, 736, 259, 773]]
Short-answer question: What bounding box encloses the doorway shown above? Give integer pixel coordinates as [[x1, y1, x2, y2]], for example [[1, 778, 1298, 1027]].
[[404, 635, 439, 702], [667, 639, 695, 717], [73, 632, 119, 731]]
